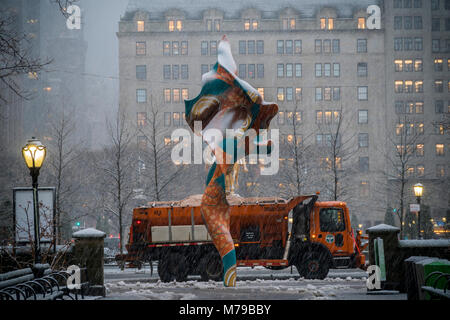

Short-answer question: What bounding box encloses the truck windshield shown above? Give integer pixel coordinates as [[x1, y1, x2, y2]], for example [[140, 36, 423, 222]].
[[319, 208, 345, 232]]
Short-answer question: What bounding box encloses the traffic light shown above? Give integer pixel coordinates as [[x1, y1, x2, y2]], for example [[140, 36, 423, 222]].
[[393, 208, 397, 213], [75, 221, 81, 227]]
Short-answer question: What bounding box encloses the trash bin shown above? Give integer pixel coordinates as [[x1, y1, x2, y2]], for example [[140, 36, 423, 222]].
[[404, 256, 430, 300]]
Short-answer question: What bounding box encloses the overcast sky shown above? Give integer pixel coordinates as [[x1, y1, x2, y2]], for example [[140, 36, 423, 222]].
[[82, 0, 128, 78]]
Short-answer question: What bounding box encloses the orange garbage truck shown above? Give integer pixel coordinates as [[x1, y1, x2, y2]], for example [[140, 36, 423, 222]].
[[116, 193, 368, 281]]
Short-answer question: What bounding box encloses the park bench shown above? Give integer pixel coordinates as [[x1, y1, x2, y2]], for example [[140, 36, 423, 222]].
[[421, 271, 450, 300], [0, 264, 89, 300]]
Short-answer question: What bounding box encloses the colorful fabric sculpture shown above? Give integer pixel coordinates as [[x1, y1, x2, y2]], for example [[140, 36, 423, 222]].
[[184, 36, 278, 286]]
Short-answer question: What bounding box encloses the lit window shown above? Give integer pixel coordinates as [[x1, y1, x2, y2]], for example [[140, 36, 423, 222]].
[[415, 59, 423, 71], [417, 165, 425, 177], [168, 20, 175, 32], [257, 88, 264, 100], [295, 88, 302, 101], [396, 123, 404, 135], [176, 20, 183, 31], [328, 18, 334, 30], [316, 111, 323, 124], [415, 80, 423, 93], [137, 20, 144, 32], [359, 181, 369, 197], [358, 17, 366, 29], [173, 89, 180, 103], [164, 89, 171, 103], [320, 18, 326, 29], [290, 18, 296, 29], [182, 88, 189, 101], [416, 144, 424, 156], [244, 19, 250, 30], [138, 136, 147, 149], [395, 80, 403, 93], [173, 112, 180, 126], [277, 88, 285, 101], [395, 60, 403, 72], [434, 58, 443, 71], [137, 112, 147, 127], [436, 164, 445, 177], [404, 80, 413, 93], [436, 144, 444, 155], [136, 42, 146, 55], [252, 20, 258, 30]]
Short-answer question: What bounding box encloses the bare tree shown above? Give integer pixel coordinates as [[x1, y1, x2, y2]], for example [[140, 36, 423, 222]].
[[315, 106, 357, 201], [100, 110, 136, 256], [383, 114, 424, 239], [45, 111, 83, 243], [51, 0, 80, 17], [0, 9, 51, 102], [136, 98, 189, 202]]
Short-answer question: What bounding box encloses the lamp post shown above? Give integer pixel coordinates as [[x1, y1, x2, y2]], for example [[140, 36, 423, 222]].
[[22, 137, 47, 264], [413, 183, 423, 239]]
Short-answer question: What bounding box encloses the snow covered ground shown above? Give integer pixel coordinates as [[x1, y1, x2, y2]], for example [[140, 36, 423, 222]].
[[102, 265, 406, 300]]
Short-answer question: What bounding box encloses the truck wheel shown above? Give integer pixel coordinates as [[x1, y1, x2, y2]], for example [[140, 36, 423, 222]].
[[199, 252, 223, 282], [297, 250, 330, 280], [158, 252, 188, 282]]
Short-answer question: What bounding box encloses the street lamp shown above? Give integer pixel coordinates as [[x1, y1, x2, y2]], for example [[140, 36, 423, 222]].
[[22, 137, 47, 264], [413, 183, 423, 239]]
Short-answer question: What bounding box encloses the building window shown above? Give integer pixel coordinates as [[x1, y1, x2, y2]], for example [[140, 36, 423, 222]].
[[248, 64, 255, 78], [294, 40, 302, 54], [324, 63, 331, 77], [257, 64, 264, 78], [295, 88, 302, 101], [415, 59, 423, 71], [210, 41, 218, 56], [436, 164, 445, 177], [239, 64, 246, 78], [415, 80, 423, 93], [333, 63, 340, 77], [181, 65, 189, 79], [358, 86, 368, 100], [358, 110, 368, 124], [324, 87, 332, 101], [137, 112, 147, 127], [432, 18, 441, 31], [404, 16, 413, 29], [395, 81, 403, 93], [215, 19, 221, 31], [394, 0, 402, 8], [394, 16, 403, 29], [333, 87, 340, 101], [332, 39, 340, 53], [315, 87, 323, 101], [404, 80, 413, 93], [163, 41, 170, 56], [359, 157, 369, 172], [286, 87, 293, 101], [357, 39, 367, 53], [315, 39, 322, 53], [285, 40, 293, 54], [323, 39, 331, 53], [181, 41, 188, 55], [435, 80, 443, 92], [257, 40, 264, 54], [173, 89, 180, 103], [320, 17, 334, 30], [172, 65, 179, 80], [247, 40, 255, 54], [201, 41, 208, 55], [277, 88, 285, 101], [257, 88, 264, 100], [358, 133, 369, 148], [357, 17, 366, 29], [394, 60, 403, 72], [277, 64, 284, 78], [394, 38, 403, 51], [414, 37, 423, 51], [416, 144, 424, 156], [357, 62, 368, 77], [137, 136, 147, 150], [404, 38, 413, 51], [436, 144, 444, 155], [432, 0, 440, 10], [163, 65, 170, 80], [136, 41, 146, 55], [137, 20, 145, 32], [278, 111, 285, 125], [435, 58, 444, 71], [435, 100, 444, 113], [286, 63, 293, 78], [164, 112, 171, 127], [316, 111, 323, 124], [315, 63, 322, 77], [277, 40, 284, 54], [359, 181, 369, 197], [164, 89, 171, 103], [239, 41, 246, 55], [414, 16, 422, 29], [404, 0, 412, 8], [136, 89, 147, 103], [136, 65, 147, 80], [432, 39, 440, 52], [295, 64, 302, 77], [182, 88, 189, 101]]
